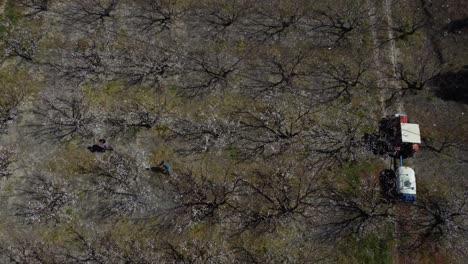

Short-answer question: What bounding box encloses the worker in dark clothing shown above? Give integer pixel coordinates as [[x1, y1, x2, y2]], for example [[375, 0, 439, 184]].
[[87, 139, 113, 153], [146, 160, 172, 176]]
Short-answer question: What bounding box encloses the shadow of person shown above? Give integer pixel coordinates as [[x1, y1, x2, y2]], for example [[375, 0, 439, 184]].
[[146, 167, 166, 174], [87, 145, 105, 153]]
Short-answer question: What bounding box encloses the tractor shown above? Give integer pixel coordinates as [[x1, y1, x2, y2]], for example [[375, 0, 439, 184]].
[[367, 114, 420, 202], [365, 114, 420, 159]]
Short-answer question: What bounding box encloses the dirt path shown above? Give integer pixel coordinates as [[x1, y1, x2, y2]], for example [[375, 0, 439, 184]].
[[366, 1, 408, 264], [383, 0, 398, 71], [367, 0, 403, 116], [366, 0, 388, 116], [0, 1, 6, 16], [379, 3, 411, 264], [383, 0, 404, 113]]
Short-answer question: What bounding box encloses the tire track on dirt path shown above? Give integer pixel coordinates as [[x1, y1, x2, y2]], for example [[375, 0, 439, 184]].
[[366, 0, 388, 116], [379, 2, 412, 263], [367, 0, 403, 116], [383, 0, 404, 113], [367, 1, 409, 264], [0, 1, 6, 16]]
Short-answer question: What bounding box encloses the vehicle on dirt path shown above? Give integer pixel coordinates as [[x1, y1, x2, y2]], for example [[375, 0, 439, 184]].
[[367, 114, 420, 203]]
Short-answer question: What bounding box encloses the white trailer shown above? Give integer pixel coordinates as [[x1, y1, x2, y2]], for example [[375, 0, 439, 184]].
[[396, 166, 416, 202]]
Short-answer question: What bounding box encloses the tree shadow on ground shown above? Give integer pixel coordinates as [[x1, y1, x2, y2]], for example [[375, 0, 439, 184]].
[[445, 17, 468, 33], [431, 67, 468, 104], [379, 169, 398, 203]]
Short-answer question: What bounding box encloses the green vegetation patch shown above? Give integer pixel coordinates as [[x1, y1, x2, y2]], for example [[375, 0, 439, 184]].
[[83, 81, 165, 113], [337, 230, 393, 264], [3, 0, 20, 24], [0, 66, 40, 111]]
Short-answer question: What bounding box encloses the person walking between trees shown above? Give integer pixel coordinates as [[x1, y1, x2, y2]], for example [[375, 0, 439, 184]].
[[146, 160, 172, 176], [87, 139, 113, 153]]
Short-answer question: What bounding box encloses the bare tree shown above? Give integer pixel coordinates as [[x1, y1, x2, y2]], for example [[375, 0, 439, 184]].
[[395, 60, 440, 92], [0, 148, 14, 179], [64, 0, 120, 25], [44, 37, 177, 87], [0, 67, 36, 134], [312, 168, 393, 241], [130, 0, 187, 34], [76, 153, 153, 219], [403, 185, 468, 254], [169, 116, 239, 154], [154, 170, 239, 227], [389, 14, 426, 42], [43, 40, 109, 84], [30, 93, 95, 142], [192, 0, 252, 37], [313, 60, 368, 103], [105, 110, 161, 135], [385, 50, 441, 105], [15, 173, 71, 224], [15, 0, 49, 17], [227, 164, 319, 235], [2, 29, 43, 63], [178, 49, 241, 98], [415, 102, 468, 158], [239, 1, 311, 42], [61, 228, 110, 263], [305, 119, 370, 165], [0, 238, 63, 264], [0, 87, 24, 134], [241, 47, 313, 96], [107, 45, 176, 88], [232, 104, 314, 158], [158, 240, 235, 264], [308, 1, 372, 46]]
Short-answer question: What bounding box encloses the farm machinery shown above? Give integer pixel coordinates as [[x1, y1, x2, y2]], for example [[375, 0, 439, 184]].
[[365, 114, 421, 202]]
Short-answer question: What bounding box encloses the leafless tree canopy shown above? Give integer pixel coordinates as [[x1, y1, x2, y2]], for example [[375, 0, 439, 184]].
[[0, 0, 466, 262]]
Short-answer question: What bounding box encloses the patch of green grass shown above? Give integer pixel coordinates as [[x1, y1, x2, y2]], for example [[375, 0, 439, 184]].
[[337, 230, 393, 264], [0, 66, 41, 110], [83, 81, 162, 112], [330, 160, 383, 192], [151, 124, 172, 138], [226, 144, 239, 160], [44, 142, 96, 176], [3, 0, 20, 24]]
